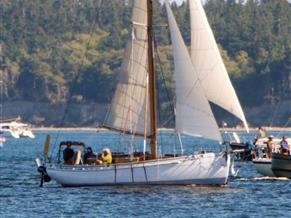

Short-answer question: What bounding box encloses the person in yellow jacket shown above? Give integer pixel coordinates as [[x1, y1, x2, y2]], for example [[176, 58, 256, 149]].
[[101, 148, 112, 164]]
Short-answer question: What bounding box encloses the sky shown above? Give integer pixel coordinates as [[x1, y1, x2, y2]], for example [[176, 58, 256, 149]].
[[172, 0, 205, 5], [166, 0, 291, 5]]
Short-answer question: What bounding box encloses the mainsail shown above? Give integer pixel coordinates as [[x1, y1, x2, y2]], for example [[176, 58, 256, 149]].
[[103, 0, 151, 136], [189, 0, 249, 132], [165, 2, 222, 142]]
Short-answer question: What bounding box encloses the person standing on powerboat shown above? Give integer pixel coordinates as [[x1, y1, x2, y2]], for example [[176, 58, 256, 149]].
[[280, 136, 289, 156], [257, 126, 267, 138], [266, 136, 274, 158]]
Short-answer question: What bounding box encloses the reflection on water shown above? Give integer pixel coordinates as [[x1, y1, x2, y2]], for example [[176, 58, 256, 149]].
[[237, 177, 289, 181], [0, 130, 290, 217]]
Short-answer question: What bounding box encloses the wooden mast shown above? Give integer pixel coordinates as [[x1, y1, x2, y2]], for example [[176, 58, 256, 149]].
[[147, 0, 157, 159]]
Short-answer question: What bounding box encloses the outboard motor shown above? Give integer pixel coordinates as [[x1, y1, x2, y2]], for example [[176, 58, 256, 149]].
[[35, 158, 51, 187]]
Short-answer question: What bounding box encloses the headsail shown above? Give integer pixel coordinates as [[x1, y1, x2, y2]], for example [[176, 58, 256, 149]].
[[189, 0, 249, 132], [103, 0, 151, 136], [165, 2, 222, 142]]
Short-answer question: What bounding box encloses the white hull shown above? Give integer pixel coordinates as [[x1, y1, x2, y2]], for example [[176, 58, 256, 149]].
[[10, 129, 35, 139], [46, 152, 230, 187], [253, 158, 274, 177], [0, 121, 35, 139]]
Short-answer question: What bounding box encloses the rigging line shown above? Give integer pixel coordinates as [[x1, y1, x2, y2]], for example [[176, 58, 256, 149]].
[[0, 65, 3, 124], [153, 36, 176, 127], [269, 100, 281, 127], [153, 35, 175, 151], [269, 83, 289, 127], [275, 118, 290, 138], [50, 10, 99, 158], [0, 7, 2, 124], [0, 82, 3, 124], [0, 46, 5, 124], [154, 39, 175, 133], [153, 39, 164, 148], [129, 26, 136, 156]]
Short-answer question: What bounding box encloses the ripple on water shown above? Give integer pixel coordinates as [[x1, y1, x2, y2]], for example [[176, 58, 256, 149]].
[[1, 131, 291, 217]]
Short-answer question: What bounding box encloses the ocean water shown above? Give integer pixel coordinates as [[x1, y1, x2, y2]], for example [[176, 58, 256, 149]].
[[0, 130, 290, 218]]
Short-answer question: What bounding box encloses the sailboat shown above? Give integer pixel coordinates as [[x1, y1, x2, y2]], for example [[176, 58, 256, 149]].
[[36, 0, 248, 187]]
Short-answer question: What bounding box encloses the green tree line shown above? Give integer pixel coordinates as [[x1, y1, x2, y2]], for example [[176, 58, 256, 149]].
[[0, 0, 290, 125]]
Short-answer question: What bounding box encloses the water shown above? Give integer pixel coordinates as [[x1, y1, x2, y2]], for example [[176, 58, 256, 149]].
[[0, 130, 291, 217]]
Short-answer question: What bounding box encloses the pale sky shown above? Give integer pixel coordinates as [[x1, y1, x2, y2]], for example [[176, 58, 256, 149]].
[[164, 0, 204, 5], [179, 0, 205, 4], [165, 0, 291, 5]]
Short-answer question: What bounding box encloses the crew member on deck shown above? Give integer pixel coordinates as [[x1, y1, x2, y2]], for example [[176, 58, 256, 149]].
[[83, 147, 97, 164], [266, 136, 274, 158], [257, 126, 267, 138], [63, 145, 74, 164], [280, 136, 289, 155], [101, 148, 112, 165]]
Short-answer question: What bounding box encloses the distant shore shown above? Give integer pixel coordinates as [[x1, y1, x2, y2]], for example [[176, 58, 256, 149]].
[[32, 127, 291, 132]]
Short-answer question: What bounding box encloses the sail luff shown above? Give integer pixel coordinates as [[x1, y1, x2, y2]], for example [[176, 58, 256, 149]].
[[165, 2, 222, 142], [190, 0, 249, 132]]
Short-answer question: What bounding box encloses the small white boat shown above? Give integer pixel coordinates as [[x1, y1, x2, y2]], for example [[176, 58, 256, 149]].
[[0, 120, 35, 138], [253, 158, 274, 177], [253, 136, 291, 177]]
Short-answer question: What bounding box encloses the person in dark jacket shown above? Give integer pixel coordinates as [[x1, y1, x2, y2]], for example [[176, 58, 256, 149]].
[[83, 147, 97, 164], [63, 145, 74, 164]]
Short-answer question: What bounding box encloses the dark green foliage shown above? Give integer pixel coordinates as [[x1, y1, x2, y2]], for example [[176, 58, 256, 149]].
[[205, 0, 290, 106], [0, 0, 290, 125]]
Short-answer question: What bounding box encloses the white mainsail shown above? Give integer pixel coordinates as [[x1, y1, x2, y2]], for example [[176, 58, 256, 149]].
[[165, 2, 222, 142], [103, 0, 151, 136], [189, 0, 249, 132]]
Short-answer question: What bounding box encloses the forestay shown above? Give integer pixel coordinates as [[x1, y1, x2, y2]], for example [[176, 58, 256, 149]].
[[103, 0, 151, 136], [189, 0, 249, 132], [166, 2, 222, 142]]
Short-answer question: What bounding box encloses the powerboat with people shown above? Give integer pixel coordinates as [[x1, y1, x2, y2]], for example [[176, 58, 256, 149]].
[[271, 136, 291, 178], [253, 135, 291, 177]]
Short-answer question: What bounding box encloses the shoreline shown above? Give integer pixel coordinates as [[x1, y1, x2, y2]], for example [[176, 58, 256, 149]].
[[32, 127, 291, 132]]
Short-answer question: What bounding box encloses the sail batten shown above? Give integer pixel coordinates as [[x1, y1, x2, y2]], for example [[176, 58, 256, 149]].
[[166, 2, 222, 142], [190, 0, 249, 132]]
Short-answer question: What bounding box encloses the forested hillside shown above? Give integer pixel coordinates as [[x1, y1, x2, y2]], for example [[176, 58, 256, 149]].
[[0, 0, 290, 127]]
